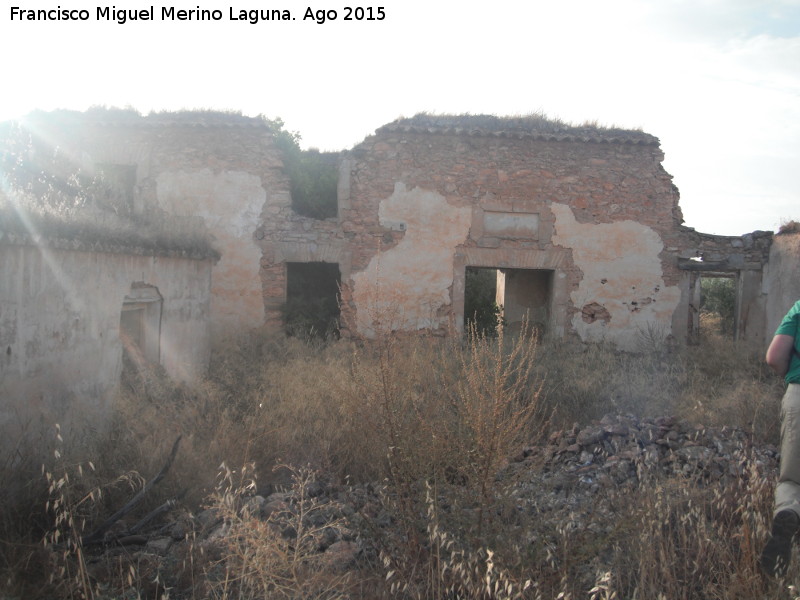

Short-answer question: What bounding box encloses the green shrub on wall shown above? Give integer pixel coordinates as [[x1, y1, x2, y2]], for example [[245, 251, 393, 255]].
[[263, 117, 338, 219], [0, 121, 217, 257]]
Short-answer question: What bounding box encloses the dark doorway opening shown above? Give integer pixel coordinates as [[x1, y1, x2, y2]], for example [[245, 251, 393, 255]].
[[464, 267, 503, 336], [120, 284, 162, 383], [285, 262, 341, 339]]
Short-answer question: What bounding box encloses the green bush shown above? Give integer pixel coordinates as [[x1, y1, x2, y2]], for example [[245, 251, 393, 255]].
[[263, 117, 339, 219]]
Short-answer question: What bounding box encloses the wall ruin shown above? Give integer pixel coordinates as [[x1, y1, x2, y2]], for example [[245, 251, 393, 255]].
[[257, 113, 781, 349], [0, 233, 214, 436], [765, 232, 800, 335], [267, 115, 691, 349], [2, 110, 287, 336], [1, 110, 789, 440], [675, 228, 773, 345]]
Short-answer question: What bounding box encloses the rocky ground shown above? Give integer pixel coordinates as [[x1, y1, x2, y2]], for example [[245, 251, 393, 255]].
[[77, 414, 780, 599]]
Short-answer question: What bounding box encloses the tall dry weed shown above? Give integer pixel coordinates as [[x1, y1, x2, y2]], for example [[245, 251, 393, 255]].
[[206, 463, 351, 600], [383, 483, 532, 600], [445, 322, 549, 540], [38, 424, 154, 600], [1, 320, 791, 599], [608, 450, 776, 599]]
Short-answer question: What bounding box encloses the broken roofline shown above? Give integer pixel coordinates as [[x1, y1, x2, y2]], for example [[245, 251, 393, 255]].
[[378, 113, 660, 146], [15, 108, 657, 145], [0, 201, 220, 261], [16, 108, 271, 129]]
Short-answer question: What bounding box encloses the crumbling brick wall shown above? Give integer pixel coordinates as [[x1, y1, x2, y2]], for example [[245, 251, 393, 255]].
[[7, 110, 777, 353], [319, 116, 687, 348]]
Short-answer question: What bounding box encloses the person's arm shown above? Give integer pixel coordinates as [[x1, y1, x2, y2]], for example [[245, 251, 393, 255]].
[[766, 334, 795, 377]]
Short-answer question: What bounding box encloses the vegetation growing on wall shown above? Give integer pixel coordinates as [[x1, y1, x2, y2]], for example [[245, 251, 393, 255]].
[[392, 111, 653, 141], [262, 117, 339, 219], [0, 121, 218, 258], [778, 219, 800, 235], [1, 120, 136, 217]]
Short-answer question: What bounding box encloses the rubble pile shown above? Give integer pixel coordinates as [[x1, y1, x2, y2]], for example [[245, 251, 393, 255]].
[[509, 413, 778, 494]]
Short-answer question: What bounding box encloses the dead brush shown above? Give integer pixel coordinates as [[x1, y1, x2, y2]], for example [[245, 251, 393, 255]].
[[41, 424, 148, 600], [206, 462, 352, 600], [342, 319, 549, 544], [608, 449, 779, 600], [0, 418, 58, 596], [4, 321, 790, 599], [445, 321, 549, 542], [382, 483, 534, 600], [344, 321, 549, 597]]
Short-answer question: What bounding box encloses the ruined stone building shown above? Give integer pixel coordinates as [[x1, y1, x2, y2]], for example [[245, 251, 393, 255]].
[[0, 110, 287, 431], [0, 109, 795, 433], [262, 113, 779, 350]]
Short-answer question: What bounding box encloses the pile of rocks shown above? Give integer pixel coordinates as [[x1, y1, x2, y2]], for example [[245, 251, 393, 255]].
[[510, 413, 778, 490], [501, 415, 777, 529]]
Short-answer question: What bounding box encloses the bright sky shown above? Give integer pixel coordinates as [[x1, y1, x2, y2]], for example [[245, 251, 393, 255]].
[[1, 0, 797, 236]]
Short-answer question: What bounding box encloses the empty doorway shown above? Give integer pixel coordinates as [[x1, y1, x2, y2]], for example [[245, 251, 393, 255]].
[[699, 273, 737, 338], [285, 262, 341, 338], [464, 267, 503, 336], [464, 267, 554, 337], [497, 268, 553, 337], [120, 284, 162, 374]]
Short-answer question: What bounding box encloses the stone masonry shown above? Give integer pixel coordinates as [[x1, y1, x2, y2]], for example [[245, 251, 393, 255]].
[[1, 110, 789, 436], [261, 114, 754, 350]]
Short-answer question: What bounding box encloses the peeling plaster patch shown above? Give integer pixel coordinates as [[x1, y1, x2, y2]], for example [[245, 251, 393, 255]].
[[551, 203, 681, 350], [351, 183, 472, 336], [582, 302, 611, 324], [157, 169, 266, 331]]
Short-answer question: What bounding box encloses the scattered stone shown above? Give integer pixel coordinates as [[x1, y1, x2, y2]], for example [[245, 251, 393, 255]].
[[322, 540, 360, 572], [79, 414, 779, 598], [146, 537, 173, 555]]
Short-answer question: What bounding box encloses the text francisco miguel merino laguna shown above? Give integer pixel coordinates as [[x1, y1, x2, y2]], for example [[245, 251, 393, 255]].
[[7, 6, 366, 24]]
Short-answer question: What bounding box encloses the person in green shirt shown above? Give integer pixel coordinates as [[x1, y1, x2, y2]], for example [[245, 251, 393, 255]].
[[760, 299, 800, 577]]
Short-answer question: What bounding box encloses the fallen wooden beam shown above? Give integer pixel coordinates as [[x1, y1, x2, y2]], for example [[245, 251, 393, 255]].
[[81, 435, 182, 546]]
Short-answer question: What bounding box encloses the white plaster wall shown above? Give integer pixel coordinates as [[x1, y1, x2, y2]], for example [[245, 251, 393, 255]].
[[764, 233, 800, 336], [0, 243, 212, 432], [156, 169, 266, 334], [350, 184, 472, 336], [551, 203, 681, 350]]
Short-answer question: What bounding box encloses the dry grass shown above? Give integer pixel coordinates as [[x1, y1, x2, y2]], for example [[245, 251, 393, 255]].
[[205, 463, 352, 600], [778, 220, 800, 235], [0, 323, 792, 599]]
